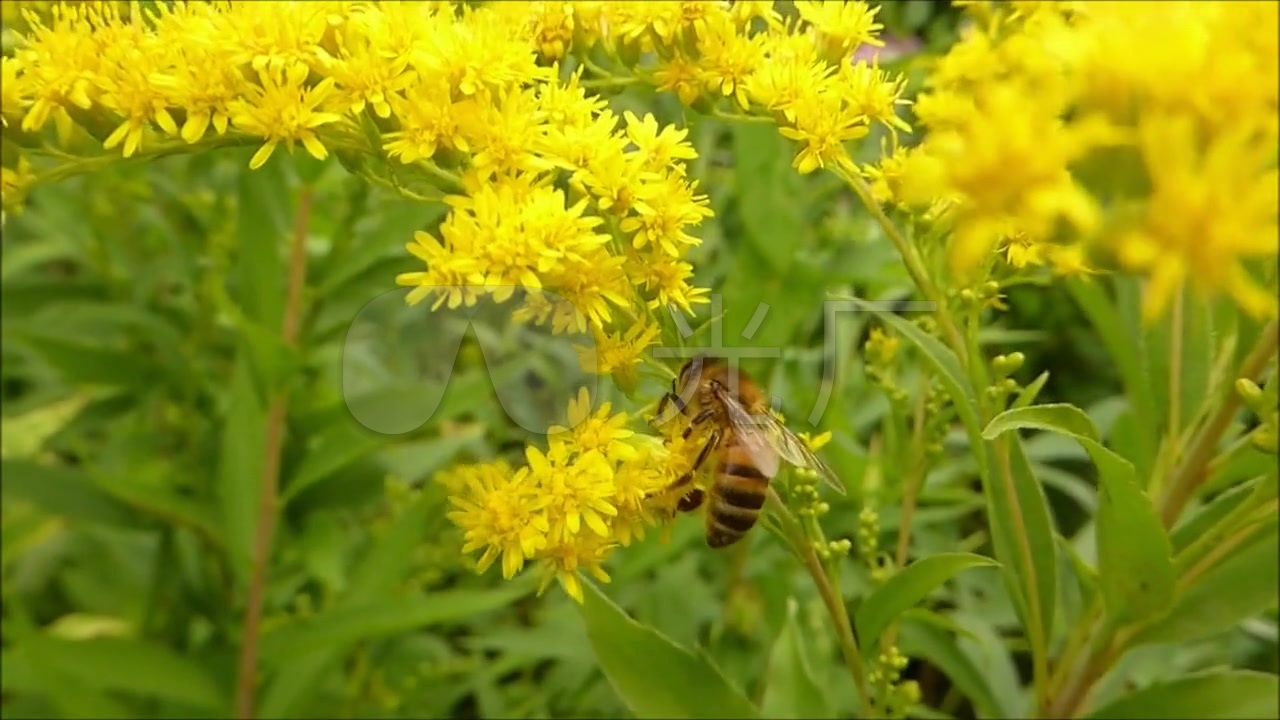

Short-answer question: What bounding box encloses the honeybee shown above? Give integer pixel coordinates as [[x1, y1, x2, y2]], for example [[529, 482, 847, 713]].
[[648, 355, 847, 548]]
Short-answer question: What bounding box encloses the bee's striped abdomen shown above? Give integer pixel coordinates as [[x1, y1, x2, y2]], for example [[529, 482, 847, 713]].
[[706, 434, 772, 548]]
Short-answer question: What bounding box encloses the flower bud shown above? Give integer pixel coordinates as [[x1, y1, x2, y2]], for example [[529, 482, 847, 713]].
[[1251, 427, 1277, 453], [1236, 378, 1264, 407], [898, 680, 922, 704], [993, 352, 1025, 375]]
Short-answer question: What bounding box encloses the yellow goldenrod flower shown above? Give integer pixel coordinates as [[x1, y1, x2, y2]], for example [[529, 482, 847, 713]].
[[632, 255, 709, 314], [860, 141, 910, 207], [536, 533, 616, 603], [1002, 233, 1043, 270], [97, 29, 179, 157], [447, 465, 552, 580], [799, 430, 833, 452], [573, 321, 662, 392], [1116, 114, 1279, 321], [524, 445, 618, 542], [865, 327, 901, 367], [548, 387, 638, 463], [794, 0, 886, 62], [900, 0, 1278, 318], [623, 110, 699, 174], [621, 173, 713, 256], [229, 63, 342, 170], [1, 157, 36, 215], [14, 2, 106, 133], [442, 388, 696, 602], [0, 56, 27, 129], [779, 88, 869, 175]]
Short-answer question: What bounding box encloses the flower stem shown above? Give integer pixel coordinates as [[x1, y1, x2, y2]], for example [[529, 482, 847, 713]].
[[768, 488, 876, 718], [233, 183, 313, 720], [1160, 320, 1279, 527], [836, 167, 966, 360]]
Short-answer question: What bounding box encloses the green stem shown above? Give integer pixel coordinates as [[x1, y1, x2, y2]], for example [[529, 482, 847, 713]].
[[1160, 320, 1279, 527], [580, 76, 639, 89], [1051, 322, 1278, 717], [836, 167, 966, 360], [233, 183, 314, 720], [881, 372, 931, 653], [1174, 505, 1276, 594], [710, 109, 774, 124], [840, 163, 1054, 710], [1173, 479, 1272, 576], [768, 488, 875, 719]]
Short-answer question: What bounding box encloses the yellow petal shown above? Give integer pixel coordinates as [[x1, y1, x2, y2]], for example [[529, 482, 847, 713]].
[[249, 141, 278, 170]]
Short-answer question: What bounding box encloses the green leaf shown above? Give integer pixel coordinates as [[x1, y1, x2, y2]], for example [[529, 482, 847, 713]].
[[1067, 278, 1158, 476], [11, 329, 150, 389], [344, 490, 437, 604], [2, 645, 136, 719], [0, 459, 133, 527], [989, 433, 1059, 650], [216, 353, 269, 582], [238, 318, 301, 398], [96, 473, 223, 547], [897, 618, 1006, 718], [377, 428, 487, 483], [281, 419, 391, 503], [0, 393, 94, 459], [984, 404, 1175, 622], [1058, 534, 1100, 608], [762, 599, 832, 719], [259, 490, 442, 717], [1083, 670, 1280, 720], [732, 123, 803, 274], [1011, 371, 1050, 410], [260, 582, 534, 663], [855, 553, 999, 651], [1170, 479, 1256, 553], [24, 635, 224, 711], [258, 653, 333, 720], [983, 403, 1102, 443], [233, 160, 290, 332], [579, 580, 760, 719], [1133, 519, 1278, 647], [293, 152, 331, 184], [316, 197, 445, 295]]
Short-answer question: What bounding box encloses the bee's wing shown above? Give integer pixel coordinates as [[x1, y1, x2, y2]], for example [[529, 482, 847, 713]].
[[715, 391, 782, 478], [713, 387, 846, 496]]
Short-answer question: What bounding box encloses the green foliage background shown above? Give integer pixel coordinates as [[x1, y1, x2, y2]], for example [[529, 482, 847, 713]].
[[2, 3, 1277, 719]]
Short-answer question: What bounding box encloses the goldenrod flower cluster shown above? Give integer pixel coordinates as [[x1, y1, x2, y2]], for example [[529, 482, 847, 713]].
[[0, 1, 718, 382], [889, 1, 1279, 321], [438, 388, 700, 603], [500, 1, 911, 176]]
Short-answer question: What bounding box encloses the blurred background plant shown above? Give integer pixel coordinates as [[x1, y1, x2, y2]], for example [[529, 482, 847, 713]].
[[1, 2, 1277, 719]]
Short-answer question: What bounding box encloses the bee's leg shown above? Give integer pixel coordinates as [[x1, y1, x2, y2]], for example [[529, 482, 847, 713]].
[[682, 407, 716, 439], [677, 488, 705, 513], [650, 428, 721, 504], [655, 380, 689, 425]]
